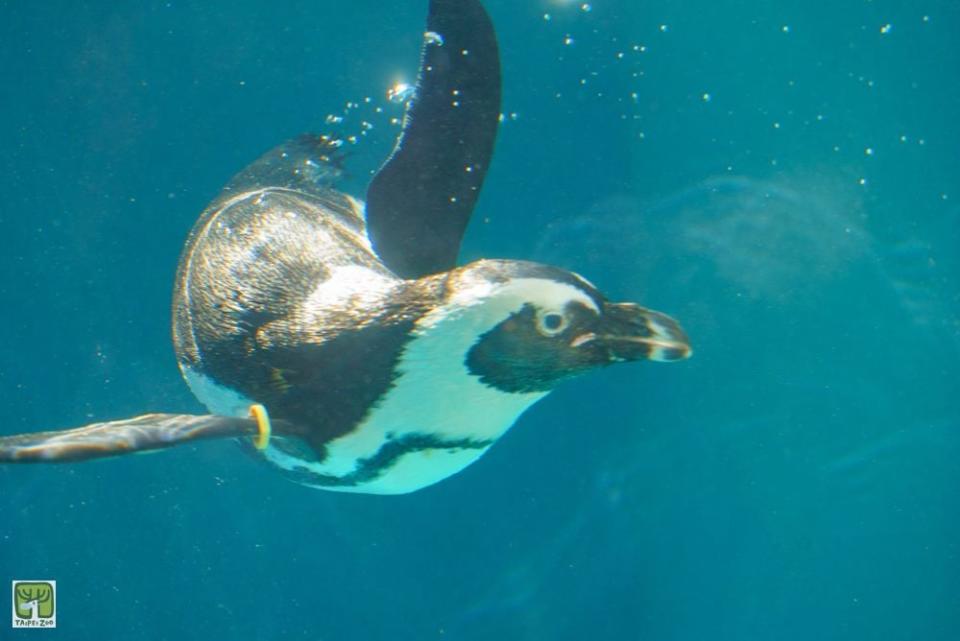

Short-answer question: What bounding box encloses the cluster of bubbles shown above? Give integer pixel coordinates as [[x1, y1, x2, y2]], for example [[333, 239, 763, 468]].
[[315, 27, 520, 172], [312, 3, 948, 207], [319, 90, 406, 151], [312, 2, 648, 164], [536, 3, 948, 203]]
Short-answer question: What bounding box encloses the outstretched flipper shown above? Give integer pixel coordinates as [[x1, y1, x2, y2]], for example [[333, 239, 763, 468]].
[[365, 0, 502, 279], [0, 412, 288, 463]]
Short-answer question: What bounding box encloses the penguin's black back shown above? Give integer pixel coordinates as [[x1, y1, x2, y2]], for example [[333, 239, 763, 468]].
[[172, 141, 440, 452]]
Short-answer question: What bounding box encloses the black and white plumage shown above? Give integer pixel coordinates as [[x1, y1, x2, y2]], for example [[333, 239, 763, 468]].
[[0, 0, 690, 494]]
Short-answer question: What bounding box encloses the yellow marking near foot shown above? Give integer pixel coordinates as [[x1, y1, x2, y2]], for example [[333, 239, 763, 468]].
[[249, 404, 272, 450]]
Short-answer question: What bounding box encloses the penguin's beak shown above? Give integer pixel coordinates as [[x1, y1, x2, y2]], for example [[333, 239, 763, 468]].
[[572, 302, 692, 362]]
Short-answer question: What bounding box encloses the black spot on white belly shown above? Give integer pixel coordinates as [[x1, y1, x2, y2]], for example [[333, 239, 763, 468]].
[[264, 432, 495, 488]]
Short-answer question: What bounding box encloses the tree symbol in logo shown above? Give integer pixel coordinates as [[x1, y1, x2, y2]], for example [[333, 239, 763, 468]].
[[15, 583, 55, 619]]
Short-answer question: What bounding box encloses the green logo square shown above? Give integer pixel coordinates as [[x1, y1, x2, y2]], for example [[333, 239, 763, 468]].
[[12, 581, 56, 623]]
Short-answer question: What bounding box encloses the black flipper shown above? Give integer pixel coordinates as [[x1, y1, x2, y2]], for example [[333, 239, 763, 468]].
[[0, 414, 293, 463], [365, 0, 502, 279]]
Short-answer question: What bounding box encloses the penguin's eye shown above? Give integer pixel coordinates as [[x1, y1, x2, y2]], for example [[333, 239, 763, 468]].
[[535, 310, 569, 337]]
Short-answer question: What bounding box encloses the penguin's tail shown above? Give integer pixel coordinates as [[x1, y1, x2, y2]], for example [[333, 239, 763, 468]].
[[0, 408, 284, 463]]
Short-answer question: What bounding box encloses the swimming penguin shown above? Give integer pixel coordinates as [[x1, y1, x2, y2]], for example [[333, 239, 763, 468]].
[[0, 0, 691, 494]]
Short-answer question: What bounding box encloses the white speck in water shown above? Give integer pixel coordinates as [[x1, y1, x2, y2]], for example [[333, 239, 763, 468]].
[[858, 177, 867, 186], [865, 147, 874, 156], [580, 3, 592, 12], [564, 35, 575, 46], [702, 92, 712, 102], [880, 23, 892, 35], [543, 13, 551, 21], [781, 25, 791, 33], [659, 24, 669, 33], [424, 31, 444, 46]]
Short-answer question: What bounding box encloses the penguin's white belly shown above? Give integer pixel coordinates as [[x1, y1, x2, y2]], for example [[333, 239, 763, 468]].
[[181, 366, 546, 495]]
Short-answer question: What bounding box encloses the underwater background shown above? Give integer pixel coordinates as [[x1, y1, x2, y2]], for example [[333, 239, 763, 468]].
[[1, 0, 957, 639]]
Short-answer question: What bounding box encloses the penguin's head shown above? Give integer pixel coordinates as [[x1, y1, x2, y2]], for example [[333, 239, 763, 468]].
[[421, 260, 691, 394]]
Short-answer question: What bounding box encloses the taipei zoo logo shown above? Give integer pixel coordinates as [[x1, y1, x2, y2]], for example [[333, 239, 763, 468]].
[[11, 581, 56, 628]]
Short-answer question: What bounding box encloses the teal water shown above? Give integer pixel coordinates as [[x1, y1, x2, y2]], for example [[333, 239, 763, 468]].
[[1, 1, 957, 640]]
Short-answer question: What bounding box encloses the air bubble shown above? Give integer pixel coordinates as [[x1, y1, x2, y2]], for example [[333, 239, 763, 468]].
[[387, 81, 415, 104]]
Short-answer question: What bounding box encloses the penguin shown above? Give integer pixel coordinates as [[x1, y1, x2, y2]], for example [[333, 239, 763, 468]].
[[0, 0, 691, 494]]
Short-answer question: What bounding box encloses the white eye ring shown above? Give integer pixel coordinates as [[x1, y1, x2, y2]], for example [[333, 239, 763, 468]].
[[536, 310, 569, 337]]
